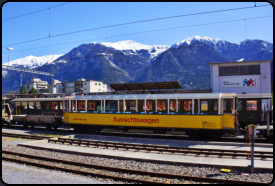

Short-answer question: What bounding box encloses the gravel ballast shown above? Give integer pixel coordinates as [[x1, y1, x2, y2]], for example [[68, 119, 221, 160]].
[[2, 137, 273, 184]]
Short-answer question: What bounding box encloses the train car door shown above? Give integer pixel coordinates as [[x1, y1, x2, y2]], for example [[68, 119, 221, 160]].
[[15, 102, 21, 115]]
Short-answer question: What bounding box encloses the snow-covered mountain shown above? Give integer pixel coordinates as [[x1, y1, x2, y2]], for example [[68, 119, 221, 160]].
[[2, 54, 63, 69], [2, 37, 273, 94], [92, 40, 169, 59]]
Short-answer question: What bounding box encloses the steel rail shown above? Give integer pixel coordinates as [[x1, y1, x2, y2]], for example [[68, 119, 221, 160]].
[[2, 150, 266, 184], [3, 124, 271, 143], [48, 138, 272, 159], [2, 132, 53, 140]]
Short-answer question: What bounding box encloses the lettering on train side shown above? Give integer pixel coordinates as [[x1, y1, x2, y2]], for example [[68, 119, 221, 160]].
[[73, 118, 87, 121], [113, 117, 159, 124], [202, 121, 217, 127]]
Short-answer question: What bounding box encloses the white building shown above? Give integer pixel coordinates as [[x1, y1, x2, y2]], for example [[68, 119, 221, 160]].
[[47, 79, 61, 94], [25, 78, 48, 93], [209, 60, 272, 94], [56, 78, 107, 94], [25, 78, 61, 93]]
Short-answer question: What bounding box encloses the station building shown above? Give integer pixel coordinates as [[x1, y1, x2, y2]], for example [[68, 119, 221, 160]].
[[209, 59, 272, 111], [209, 60, 272, 94]]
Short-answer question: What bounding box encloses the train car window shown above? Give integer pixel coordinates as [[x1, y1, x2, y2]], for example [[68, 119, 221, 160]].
[[201, 101, 208, 111], [15, 102, 20, 108], [223, 100, 226, 111], [130, 101, 136, 110], [143, 101, 152, 111], [119, 101, 127, 111], [22, 102, 27, 109], [77, 101, 85, 111], [214, 100, 218, 111], [36, 102, 41, 109], [29, 102, 34, 109], [157, 101, 166, 111], [51, 102, 58, 110], [230, 100, 233, 110], [44, 102, 50, 110], [88, 101, 96, 110], [184, 101, 192, 111], [60, 102, 63, 110], [237, 100, 242, 110], [169, 101, 176, 111], [247, 100, 258, 111], [108, 101, 117, 111]]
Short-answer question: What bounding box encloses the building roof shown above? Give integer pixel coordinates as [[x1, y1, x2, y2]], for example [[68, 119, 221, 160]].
[[208, 59, 272, 65], [110, 81, 182, 91]]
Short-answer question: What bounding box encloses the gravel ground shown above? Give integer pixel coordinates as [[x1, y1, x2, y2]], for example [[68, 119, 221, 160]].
[[2, 137, 273, 184], [2, 161, 109, 184]]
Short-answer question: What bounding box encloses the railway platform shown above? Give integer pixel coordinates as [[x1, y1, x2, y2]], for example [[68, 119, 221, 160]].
[[16, 133, 273, 173]]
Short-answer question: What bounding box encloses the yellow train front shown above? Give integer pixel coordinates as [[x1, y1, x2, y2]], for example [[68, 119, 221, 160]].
[[63, 93, 238, 139]]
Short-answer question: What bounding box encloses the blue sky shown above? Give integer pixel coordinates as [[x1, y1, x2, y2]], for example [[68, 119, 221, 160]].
[[2, 2, 273, 64]]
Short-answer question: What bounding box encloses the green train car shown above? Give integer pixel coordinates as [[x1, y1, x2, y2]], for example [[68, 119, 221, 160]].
[[11, 98, 64, 129]]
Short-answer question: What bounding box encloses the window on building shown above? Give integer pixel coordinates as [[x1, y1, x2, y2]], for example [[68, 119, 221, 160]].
[[184, 101, 192, 111], [99, 89, 101, 91], [95, 83, 97, 85], [84, 83, 86, 85], [22, 102, 27, 109], [237, 100, 242, 110], [219, 65, 260, 76], [29, 102, 34, 109], [247, 100, 258, 111], [99, 83, 101, 86], [201, 101, 208, 111], [51, 102, 58, 110], [157, 101, 166, 111]]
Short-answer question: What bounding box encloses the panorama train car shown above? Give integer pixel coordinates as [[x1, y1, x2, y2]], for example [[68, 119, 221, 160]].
[[10, 97, 64, 129], [62, 93, 238, 139], [236, 93, 272, 126]]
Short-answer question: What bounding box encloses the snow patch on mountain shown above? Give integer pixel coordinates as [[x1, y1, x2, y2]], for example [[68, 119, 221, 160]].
[[92, 40, 169, 59], [171, 36, 226, 48], [2, 54, 63, 69]]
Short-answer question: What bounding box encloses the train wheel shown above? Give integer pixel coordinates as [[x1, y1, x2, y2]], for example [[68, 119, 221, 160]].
[[23, 124, 28, 128], [212, 132, 221, 140], [188, 131, 198, 138], [153, 129, 167, 134], [122, 128, 129, 132], [46, 125, 51, 130]]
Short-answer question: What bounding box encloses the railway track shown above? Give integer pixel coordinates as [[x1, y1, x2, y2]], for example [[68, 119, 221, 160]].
[[2, 132, 53, 140], [48, 138, 273, 160], [2, 150, 266, 184], [2, 124, 271, 143]]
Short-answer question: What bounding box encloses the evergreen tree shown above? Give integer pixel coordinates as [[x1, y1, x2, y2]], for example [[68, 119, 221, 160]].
[[45, 88, 51, 93], [28, 87, 38, 94], [20, 85, 28, 94]]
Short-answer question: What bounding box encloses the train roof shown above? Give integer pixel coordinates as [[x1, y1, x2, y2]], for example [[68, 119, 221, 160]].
[[64, 93, 238, 100], [237, 93, 272, 99], [11, 97, 64, 102]]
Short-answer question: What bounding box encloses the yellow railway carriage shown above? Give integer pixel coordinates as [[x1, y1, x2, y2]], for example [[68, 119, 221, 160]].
[[63, 93, 238, 138]]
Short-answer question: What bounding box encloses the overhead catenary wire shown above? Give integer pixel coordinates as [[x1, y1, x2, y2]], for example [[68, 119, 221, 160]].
[[2, 2, 72, 22], [2, 4, 271, 48], [1, 15, 272, 54]]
